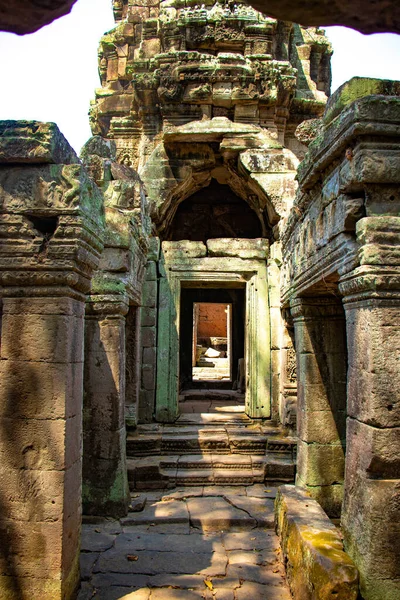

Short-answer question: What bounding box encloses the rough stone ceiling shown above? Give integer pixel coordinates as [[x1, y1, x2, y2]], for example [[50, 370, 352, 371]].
[[0, 0, 400, 34], [0, 0, 77, 35], [249, 0, 400, 34]]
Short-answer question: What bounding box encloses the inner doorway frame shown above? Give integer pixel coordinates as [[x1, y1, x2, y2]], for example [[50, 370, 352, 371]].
[[155, 251, 271, 422]]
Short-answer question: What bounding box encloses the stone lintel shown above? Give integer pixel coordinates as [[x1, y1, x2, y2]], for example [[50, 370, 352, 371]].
[[163, 117, 269, 143], [207, 237, 269, 259], [275, 485, 359, 600], [162, 240, 207, 259]]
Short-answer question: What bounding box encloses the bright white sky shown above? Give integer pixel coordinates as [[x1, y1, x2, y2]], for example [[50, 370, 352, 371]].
[[0, 0, 399, 154]]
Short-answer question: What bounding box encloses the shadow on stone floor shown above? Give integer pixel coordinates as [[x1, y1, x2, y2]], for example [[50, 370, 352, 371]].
[[78, 485, 292, 600]]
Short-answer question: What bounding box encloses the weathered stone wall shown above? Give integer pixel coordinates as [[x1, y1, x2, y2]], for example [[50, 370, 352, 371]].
[[197, 303, 227, 340], [281, 78, 400, 600], [0, 121, 104, 598]]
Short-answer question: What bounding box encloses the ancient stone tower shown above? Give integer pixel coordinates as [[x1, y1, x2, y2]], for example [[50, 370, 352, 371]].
[[84, 0, 331, 425]]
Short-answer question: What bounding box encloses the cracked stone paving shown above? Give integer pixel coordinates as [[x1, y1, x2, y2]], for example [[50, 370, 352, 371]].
[[79, 485, 292, 600]]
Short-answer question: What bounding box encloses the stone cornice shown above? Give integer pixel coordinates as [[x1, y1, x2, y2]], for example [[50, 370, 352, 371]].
[[339, 266, 400, 303]]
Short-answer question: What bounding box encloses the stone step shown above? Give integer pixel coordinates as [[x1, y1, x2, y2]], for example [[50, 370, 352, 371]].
[[127, 431, 270, 456], [127, 424, 297, 457], [127, 454, 295, 490]]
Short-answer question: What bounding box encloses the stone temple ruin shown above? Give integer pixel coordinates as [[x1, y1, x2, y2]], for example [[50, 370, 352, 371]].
[[0, 1, 399, 599]]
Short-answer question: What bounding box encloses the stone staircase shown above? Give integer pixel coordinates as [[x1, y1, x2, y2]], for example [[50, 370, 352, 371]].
[[127, 393, 297, 491]]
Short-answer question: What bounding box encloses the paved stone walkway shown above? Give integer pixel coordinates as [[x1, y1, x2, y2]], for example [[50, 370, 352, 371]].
[[78, 485, 292, 600]]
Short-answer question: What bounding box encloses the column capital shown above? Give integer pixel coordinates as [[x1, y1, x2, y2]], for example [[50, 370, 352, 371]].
[[290, 296, 345, 321], [339, 266, 400, 304], [85, 294, 129, 317]]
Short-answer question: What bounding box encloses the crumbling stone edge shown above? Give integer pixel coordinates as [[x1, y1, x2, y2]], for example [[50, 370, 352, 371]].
[[274, 484, 359, 600]]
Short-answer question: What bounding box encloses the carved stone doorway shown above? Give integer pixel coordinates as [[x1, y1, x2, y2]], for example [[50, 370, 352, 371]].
[[155, 243, 271, 423]]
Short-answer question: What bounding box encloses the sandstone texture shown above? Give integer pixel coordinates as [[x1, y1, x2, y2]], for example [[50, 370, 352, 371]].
[[275, 485, 359, 600]]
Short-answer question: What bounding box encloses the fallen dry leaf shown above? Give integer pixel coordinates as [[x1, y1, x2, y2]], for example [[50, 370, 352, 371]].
[[127, 555, 139, 561], [203, 579, 214, 591]]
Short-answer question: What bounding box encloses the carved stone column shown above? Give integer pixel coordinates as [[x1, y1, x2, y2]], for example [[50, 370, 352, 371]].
[[290, 297, 347, 517], [339, 223, 400, 599], [0, 121, 104, 599], [80, 152, 149, 516]]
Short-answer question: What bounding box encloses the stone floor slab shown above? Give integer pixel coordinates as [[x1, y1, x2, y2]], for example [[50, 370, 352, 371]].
[[221, 530, 279, 551], [186, 496, 257, 531], [236, 580, 292, 600], [121, 499, 189, 526], [224, 495, 275, 527]]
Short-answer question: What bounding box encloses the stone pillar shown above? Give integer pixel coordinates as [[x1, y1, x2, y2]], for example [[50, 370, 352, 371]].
[[138, 238, 159, 423], [339, 264, 400, 598], [0, 298, 84, 598], [290, 297, 347, 517], [0, 120, 104, 599], [83, 301, 130, 518]]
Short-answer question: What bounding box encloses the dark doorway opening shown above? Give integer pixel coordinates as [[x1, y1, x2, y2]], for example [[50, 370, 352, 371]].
[[165, 180, 264, 241], [180, 287, 245, 391]]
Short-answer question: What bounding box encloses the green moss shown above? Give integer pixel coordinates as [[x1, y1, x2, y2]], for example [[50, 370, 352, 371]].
[[324, 77, 400, 125]]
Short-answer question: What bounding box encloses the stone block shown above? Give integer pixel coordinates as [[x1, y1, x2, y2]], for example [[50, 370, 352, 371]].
[[1, 313, 84, 364], [275, 485, 359, 600], [295, 477, 344, 519], [138, 389, 155, 423], [297, 408, 346, 445], [162, 240, 207, 259], [141, 306, 157, 327], [99, 247, 130, 272], [345, 302, 400, 427], [207, 238, 268, 259], [83, 426, 126, 461], [297, 439, 345, 487], [0, 460, 80, 523], [342, 476, 400, 600], [141, 279, 157, 307], [85, 316, 125, 352], [297, 381, 346, 413], [141, 326, 156, 347], [0, 120, 79, 164], [145, 260, 157, 281], [0, 415, 80, 471], [2, 296, 85, 317], [142, 363, 156, 391], [147, 236, 160, 261], [142, 347, 156, 366], [345, 418, 400, 480], [212, 82, 232, 108], [0, 360, 82, 420]]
